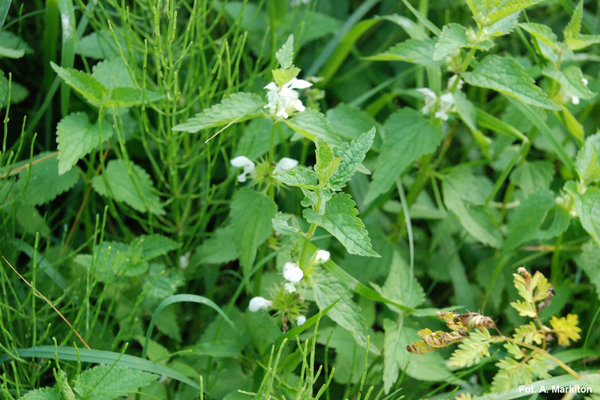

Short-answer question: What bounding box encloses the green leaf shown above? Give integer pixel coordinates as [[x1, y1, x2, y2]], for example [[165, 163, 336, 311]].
[[284, 108, 339, 142], [376, 251, 425, 309], [504, 190, 555, 250], [315, 137, 340, 185], [566, 182, 600, 245], [56, 112, 113, 175], [92, 159, 164, 215], [50, 61, 107, 107], [576, 132, 600, 184], [271, 212, 302, 236], [229, 188, 277, 275], [366, 109, 443, 204], [327, 103, 377, 140], [579, 241, 600, 301], [92, 58, 135, 88], [304, 192, 379, 257], [192, 226, 239, 265], [103, 87, 164, 108], [542, 66, 594, 100], [444, 166, 493, 206], [130, 234, 179, 260], [434, 23, 468, 61], [172, 92, 265, 133], [561, 105, 584, 143], [518, 22, 557, 47], [366, 38, 442, 66], [76, 30, 120, 59], [0, 31, 32, 59], [510, 161, 554, 195], [383, 319, 402, 393], [17, 153, 80, 206], [393, 326, 455, 382], [483, 0, 545, 25], [449, 328, 493, 367], [275, 34, 294, 69], [330, 127, 375, 190], [20, 387, 62, 400], [563, 0, 582, 41], [443, 177, 503, 248], [311, 273, 369, 348], [463, 55, 559, 110], [565, 33, 600, 51], [73, 365, 158, 400], [274, 166, 318, 188], [272, 67, 300, 87]]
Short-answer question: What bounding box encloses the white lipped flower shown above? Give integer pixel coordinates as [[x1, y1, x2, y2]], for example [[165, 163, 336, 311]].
[[274, 157, 298, 175], [179, 252, 190, 269], [416, 88, 437, 115], [296, 315, 307, 325], [284, 282, 297, 293], [230, 156, 256, 182], [315, 249, 330, 264], [248, 296, 272, 312], [435, 92, 455, 121], [283, 262, 304, 283], [447, 74, 464, 90], [264, 78, 312, 119]]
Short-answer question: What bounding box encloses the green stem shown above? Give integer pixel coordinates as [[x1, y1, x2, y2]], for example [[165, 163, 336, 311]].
[[299, 196, 323, 269]]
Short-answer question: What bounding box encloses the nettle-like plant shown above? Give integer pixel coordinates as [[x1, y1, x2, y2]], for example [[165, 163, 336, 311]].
[[175, 35, 379, 340], [408, 267, 582, 394]]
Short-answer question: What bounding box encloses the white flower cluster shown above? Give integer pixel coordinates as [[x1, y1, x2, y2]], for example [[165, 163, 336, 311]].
[[283, 262, 304, 293], [230, 156, 298, 183], [264, 78, 312, 119], [417, 88, 455, 121]]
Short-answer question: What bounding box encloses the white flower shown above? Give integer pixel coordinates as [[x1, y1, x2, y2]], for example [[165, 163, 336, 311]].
[[264, 78, 312, 119], [179, 252, 190, 269], [230, 156, 255, 182], [435, 92, 455, 121], [283, 262, 303, 283], [315, 249, 330, 264], [248, 296, 272, 312], [296, 315, 307, 325], [274, 157, 298, 175], [447, 74, 463, 90], [417, 88, 437, 115], [284, 282, 297, 293]]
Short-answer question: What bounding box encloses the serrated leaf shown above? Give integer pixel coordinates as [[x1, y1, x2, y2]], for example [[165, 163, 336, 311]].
[[315, 137, 339, 185], [483, 0, 545, 25], [326, 104, 377, 141], [513, 321, 543, 344], [366, 109, 443, 204], [576, 132, 600, 184], [73, 365, 158, 400], [275, 166, 318, 188], [17, 154, 80, 206], [284, 108, 339, 142], [192, 226, 239, 265], [376, 251, 425, 309], [330, 128, 375, 190], [0, 31, 32, 59], [311, 273, 369, 347], [443, 177, 503, 248], [272, 212, 302, 236], [486, 11, 520, 37], [275, 35, 294, 69], [550, 314, 581, 346], [434, 23, 468, 61], [383, 319, 402, 393], [365, 38, 442, 66], [229, 188, 277, 275], [563, 0, 582, 40], [518, 22, 557, 47], [76, 30, 121, 59], [463, 55, 559, 110], [50, 62, 107, 107], [92, 58, 135, 88], [56, 112, 113, 174], [172, 92, 265, 133], [103, 87, 164, 108], [504, 190, 555, 250], [20, 387, 62, 400], [444, 166, 494, 206], [272, 67, 300, 86], [92, 159, 164, 215], [565, 33, 600, 51], [542, 66, 594, 100], [566, 182, 600, 245], [304, 193, 379, 257], [510, 161, 554, 195], [130, 234, 179, 260], [579, 241, 600, 301]]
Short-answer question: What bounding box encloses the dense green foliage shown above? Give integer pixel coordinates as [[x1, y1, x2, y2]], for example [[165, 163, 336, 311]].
[[1, 0, 600, 399]]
